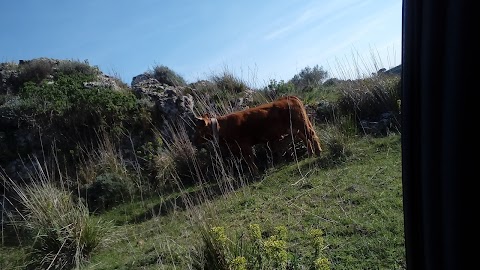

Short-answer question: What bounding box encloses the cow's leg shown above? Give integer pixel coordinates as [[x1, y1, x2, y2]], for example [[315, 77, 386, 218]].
[[293, 130, 315, 155], [291, 127, 319, 156], [227, 143, 259, 176], [239, 144, 259, 176], [267, 139, 283, 164], [292, 121, 322, 156]]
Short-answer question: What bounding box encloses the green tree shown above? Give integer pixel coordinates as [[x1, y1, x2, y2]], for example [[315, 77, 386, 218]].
[[289, 65, 328, 90]]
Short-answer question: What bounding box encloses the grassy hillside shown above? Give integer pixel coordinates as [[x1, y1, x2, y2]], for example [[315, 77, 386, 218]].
[[1, 59, 403, 269], [89, 134, 403, 269], [1, 134, 403, 269]]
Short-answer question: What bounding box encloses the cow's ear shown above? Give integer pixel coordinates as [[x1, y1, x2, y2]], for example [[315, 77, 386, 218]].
[[202, 113, 210, 119], [195, 116, 207, 127]]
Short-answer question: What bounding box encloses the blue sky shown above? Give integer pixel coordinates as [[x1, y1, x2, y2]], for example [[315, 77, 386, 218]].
[[1, 0, 402, 87]]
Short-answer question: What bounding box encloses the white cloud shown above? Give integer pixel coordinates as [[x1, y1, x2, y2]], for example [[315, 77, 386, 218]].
[[264, 9, 314, 40]]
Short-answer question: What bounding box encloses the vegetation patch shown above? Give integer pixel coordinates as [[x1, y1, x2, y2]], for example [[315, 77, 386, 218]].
[[1, 59, 404, 269], [1, 160, 110, 269]]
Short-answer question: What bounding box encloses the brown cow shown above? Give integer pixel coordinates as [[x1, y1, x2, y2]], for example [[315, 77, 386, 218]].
[[193, 95, 322, 174]]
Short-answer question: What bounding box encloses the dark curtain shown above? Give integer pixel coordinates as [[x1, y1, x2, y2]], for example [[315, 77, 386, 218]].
[[401, 0, 472, 269]]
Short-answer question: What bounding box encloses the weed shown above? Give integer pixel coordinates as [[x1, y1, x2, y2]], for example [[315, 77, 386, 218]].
[[193, 224, 330, 270]]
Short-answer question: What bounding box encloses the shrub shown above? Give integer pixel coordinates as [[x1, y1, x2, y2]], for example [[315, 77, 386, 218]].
[[19, 72, 138, 138], [315, 100, 338, 123], [337, 75, 401, 133], [323, 78, 340, 87], [194, 226, 230, 270], [319, 123, 353, 165], [78, 81, 137, 123], [152, 65, 187, 87], [81, 172, 133, 212], [0, 94, 14, 106], [193, 224, 331, 270], [2, 162, 110, 270], [191, 72, 253, 119], [17, 58, 54, 85], [76, 133, 140, 212], [289, 65, 328, 90], [263, 79, 295, 99], [211, 71, 248, 94], [153, 123, 199, 190], [56, 59, 99, 76]]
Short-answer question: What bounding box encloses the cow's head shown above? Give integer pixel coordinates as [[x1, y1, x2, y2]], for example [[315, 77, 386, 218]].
[[193, 114, 213, 146]]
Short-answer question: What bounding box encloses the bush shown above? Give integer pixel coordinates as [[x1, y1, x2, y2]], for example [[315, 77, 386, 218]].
[[315, 100, 338, 123], [323, 78, 340, 87], [152, 65, 187, 86], [190, 72, 252, 117], [337, 76, 401, 133], [81, 172, 133, 212], [153, 123, 199, 190], [289, 65, 328, 90], [0, 94, 14, 106], [319, 124, 353, 165], [193, 224, 331, 270], [56, 59, 99, 76], [17, 58, 55, 85], [264, 79, 295, 99], [211, 71, 248, 94], [20, 72, 135, 114], [19, 72, 138, 137]]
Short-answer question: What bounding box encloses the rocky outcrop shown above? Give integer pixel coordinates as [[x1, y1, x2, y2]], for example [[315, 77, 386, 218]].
[[314, 100, 337, 123], [359, 111, 400, 136], [83, 74, 124, 91], [131, 73, 196, 141], [0, 58, 125, 95], [0, 58, 134, 184], [0, 62, 20, 95]]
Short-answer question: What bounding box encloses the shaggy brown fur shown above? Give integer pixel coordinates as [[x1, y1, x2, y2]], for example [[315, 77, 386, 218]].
[[193, 96, 322, 174]]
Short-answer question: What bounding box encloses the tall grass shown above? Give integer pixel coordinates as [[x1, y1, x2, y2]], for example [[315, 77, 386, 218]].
[[75, 130, 148, 213], [326, 46, 399, 81], [155, 115, 251, 203], [2, 155, 110, 269], [77, 131, 130, 186]]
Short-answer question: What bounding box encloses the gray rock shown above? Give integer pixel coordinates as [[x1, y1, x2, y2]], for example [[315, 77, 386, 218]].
[[131, 73, 196, 141], [359, 111, 399, 136], [83, 74, 124, 91], [0, 62, 20, 95]]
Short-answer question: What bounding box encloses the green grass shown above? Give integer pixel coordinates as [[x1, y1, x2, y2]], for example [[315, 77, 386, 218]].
[[0, 246, 28, 270], [1, 130, 403, 270], [46, 133, 402, 269]]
